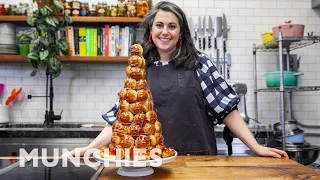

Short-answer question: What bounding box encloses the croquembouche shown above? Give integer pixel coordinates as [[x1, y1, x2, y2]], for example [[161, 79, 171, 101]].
[[99, 44, 176, 161]]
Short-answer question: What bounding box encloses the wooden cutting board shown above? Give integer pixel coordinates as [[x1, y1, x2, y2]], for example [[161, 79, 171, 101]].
[[98, 156, 320, 180]]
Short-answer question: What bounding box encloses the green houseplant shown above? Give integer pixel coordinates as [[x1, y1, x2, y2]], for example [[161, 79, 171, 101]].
[[26, 0, 72, 78]]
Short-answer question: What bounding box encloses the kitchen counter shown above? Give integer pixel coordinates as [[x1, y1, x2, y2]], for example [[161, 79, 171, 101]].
[[0, 123, 105, 138], [98, 156, 320, 180]]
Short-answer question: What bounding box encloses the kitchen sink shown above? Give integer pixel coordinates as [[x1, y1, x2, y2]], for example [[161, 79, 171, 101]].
[[0, 123, 83, 128]]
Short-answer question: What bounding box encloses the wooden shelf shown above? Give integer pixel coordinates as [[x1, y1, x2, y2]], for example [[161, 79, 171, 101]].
[[0, 16, 143, 23], [0, 55, 129, 63]]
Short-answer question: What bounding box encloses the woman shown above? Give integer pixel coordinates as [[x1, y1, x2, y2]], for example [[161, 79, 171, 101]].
[[67, 1, 288, 158]]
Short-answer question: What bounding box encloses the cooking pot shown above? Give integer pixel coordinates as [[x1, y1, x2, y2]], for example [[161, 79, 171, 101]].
[[273, 121, 297, 132], [276, 129, 305, 144], [262, 71, 303, 87], [272, 21, 304, 39], [285, 146, 320, 165]]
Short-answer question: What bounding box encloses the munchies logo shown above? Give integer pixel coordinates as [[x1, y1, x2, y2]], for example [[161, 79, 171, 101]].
[[19, 148, 164, 167]]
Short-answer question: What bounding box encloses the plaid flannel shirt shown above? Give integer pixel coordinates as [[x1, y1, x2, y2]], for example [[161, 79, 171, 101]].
[[102, 56, 240, 125]]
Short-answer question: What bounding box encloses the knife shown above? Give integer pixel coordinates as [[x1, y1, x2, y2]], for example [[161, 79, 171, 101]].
[[198, 16, 202, 49], [214, 16, 222, 74], [208, 16, 213, 49], [222, 13, 228, 79], [188, 17, 195, 43], [202, 16, 206, 50], [226, 53, 231, 79]]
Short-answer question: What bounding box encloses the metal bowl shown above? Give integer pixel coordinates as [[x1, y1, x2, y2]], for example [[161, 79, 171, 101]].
[[285, 145, 320, 165]]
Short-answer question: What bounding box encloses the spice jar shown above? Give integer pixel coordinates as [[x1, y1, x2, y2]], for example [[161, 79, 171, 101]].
[[105, 5, 111, 17], [72, 1, 80, 9], [79, 3, 86, 16], [110, 5, 117, 17], [117, 0, 126, 17], [89, 5, 96, 16], [0, 4, 5, 15], [97, 3, 105, 16], [64, 0, 71, 9], [127, 0, 136, 17]]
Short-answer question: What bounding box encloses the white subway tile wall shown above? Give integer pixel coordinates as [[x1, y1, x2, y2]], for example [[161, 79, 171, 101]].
[[1, 0, 320, 145]]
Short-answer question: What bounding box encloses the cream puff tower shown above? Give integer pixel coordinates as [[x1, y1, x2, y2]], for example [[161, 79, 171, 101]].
[[100, 44, 175, 160]]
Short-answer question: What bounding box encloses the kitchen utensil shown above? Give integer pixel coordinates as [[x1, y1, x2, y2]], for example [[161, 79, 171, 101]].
[[202, 16, 206, 50], [5, 87, 22, 106], [262, 71, 303, 87], [261, 32, 273, 44], [0, 84, 4, 95], [272, 21, 305, 39], [273, 121, 298, 132], [0, 104, 9, 123], [198, 16, 202, 49], [214, 16, 222, 38], [208, 16, 213, 48], [214, 16, 222, 73], [194, 23, 197, 41], [222, 13, 228, 79], [285, 129, 305, 143], [188, 17, 195, 43], [285, 145, 319, 165], [226, 53, 231, 79]]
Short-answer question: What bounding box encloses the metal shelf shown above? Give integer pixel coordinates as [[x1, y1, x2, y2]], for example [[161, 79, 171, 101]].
[[256, 36, 320, 52], [256, 86, 320, 92]]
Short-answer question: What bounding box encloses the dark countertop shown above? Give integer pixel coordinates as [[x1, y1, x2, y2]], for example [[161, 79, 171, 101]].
[[0, 123, 105, 138]]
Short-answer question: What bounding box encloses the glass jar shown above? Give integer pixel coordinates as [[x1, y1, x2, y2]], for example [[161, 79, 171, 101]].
[[105, 5, 111, 17], [127, 0, 136, 17], [64, 7, 71, 16], [80, 3, 87, 16], [142, 0, 149, 16], [72, 1, 81, 9], [97, 3, 105, 16], [0, 4, 5, 15], [64, 0, 71, 9], [7, 4, 14, 15], [72, 9, 80, 16], [110, 5, 117, 17], [117, 0, 126, 17], [89, 5, 96, 16]]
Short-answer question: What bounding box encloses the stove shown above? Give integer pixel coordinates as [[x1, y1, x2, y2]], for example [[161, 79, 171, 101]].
[[308, 163, 320, 172], [0, 158, 104, 180]]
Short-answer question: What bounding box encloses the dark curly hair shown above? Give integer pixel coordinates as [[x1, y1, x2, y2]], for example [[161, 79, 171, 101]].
[[140, 1, 201, 70]]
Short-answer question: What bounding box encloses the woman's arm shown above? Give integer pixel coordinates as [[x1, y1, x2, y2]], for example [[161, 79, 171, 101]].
[[86, 124, 113, 149], [224, 110, 288, 158], [63, 124, 113, 157]]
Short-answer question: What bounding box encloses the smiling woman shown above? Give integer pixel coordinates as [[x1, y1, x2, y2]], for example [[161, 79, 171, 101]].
[[150, 10, 181, 56]]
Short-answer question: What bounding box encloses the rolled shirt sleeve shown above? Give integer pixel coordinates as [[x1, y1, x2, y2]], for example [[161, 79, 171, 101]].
[[101, 100, 119, 125], [196, 56, 240, 125]]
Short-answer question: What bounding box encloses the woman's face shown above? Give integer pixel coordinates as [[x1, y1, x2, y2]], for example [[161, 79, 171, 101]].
[[150, 10, 181, 55]]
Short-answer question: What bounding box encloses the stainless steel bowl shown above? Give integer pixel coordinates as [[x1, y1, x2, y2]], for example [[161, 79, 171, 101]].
[[285, 145, 320, 165]]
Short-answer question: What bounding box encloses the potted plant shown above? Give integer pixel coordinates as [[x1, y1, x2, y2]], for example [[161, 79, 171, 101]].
[[26, 0, 72, 78], [25, 0, 72, 126]]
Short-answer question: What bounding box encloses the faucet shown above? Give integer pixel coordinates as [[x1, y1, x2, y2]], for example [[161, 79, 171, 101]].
[[28, 69, 62, 127]]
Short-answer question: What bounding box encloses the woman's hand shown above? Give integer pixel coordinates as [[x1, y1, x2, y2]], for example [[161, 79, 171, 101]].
[[61, 146, 91, 157], [253, 145, 289, 158]]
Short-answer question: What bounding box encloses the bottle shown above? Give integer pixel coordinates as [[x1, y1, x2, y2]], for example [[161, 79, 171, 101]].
[[0, 3, 5, 15]]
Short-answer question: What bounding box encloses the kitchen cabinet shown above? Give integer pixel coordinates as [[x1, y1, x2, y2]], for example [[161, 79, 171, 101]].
[[252, 35, 320, 150], [0, 15, 144, 63]]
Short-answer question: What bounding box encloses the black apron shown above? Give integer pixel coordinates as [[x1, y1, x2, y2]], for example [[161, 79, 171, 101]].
[[146, 63, 217, 155]]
